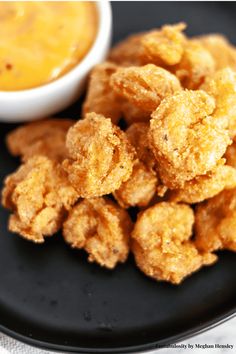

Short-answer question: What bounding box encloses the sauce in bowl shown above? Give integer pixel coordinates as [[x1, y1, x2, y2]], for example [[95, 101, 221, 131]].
[[0, 1, 98, 91]]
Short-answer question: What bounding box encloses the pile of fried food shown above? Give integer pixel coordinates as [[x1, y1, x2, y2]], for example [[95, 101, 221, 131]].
[[2, 23, 236, 284]]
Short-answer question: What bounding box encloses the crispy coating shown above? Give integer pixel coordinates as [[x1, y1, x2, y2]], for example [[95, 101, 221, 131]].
[[201, 68, 236, 138], [141, 23, 186, 66], [108, 33, 145, 66], [169, 164, 236, 204], [126, 122, 156, 170], [195, 189, 236, 252], [225, 141, 236, 168], [121, 100, 151, 125], [62, 113, 135, 197], [82, 62, 122, 124], [1, 156, 78, 243], [195, 34, 236, 71], [110, 64, 181, 113], [174, 41, 215, 89], [6, 119, 74, 162], [113, 160, 158, 208], [149, 90, 231, 189], [63, 197, 132, 269], [132, 202, 216, 284]]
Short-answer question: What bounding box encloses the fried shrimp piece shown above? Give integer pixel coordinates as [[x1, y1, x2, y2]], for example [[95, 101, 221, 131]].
[[149, 90, 231, 189], [62, 113, 135, 198], [121, 100, 151, 125], [225, 141, 236, 168], [141, 23, 186, 66], [1, 156, 78, 243], [195, 189, 236, 252], [174, 41, 215, 89], [169, 164, 236, 204], [6, 119, 74, 162], [113, 160, 158, 208], [82, 62, 122, 124], [110, 64, 181, 113], [132, 202, 216, 284], [108, 33, 145, 66], [201, 68, 236, 138], [195, 34, 236, 71], [63, 197, 132, 269]]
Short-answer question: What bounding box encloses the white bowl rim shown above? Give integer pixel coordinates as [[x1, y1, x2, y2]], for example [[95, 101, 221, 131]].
[[0, 0, 112, 100]]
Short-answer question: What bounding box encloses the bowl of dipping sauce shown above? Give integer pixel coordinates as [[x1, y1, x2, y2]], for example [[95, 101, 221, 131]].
[[0, 1, 112, 122]]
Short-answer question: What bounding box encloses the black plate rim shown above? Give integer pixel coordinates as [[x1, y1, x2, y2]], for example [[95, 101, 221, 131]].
[[0, 308, 235, 353]]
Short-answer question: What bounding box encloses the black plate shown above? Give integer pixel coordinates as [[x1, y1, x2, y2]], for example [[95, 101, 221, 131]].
[[0, 2, 236, 353]]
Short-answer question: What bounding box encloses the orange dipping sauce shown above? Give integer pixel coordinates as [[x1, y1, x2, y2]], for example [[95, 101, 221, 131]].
[[0, 1, 98, 91]]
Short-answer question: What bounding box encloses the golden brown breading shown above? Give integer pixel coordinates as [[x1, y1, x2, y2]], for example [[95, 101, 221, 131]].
[[6, 119, 74, 162], [111, 64, 181, 113], [108, 33, 145, 66], [149, 90, 231, 189], [126, 122, 156, 170], [195, 34, 236, 71], [113, 160, 158, 208], [225, 141, 236, 168], [168, 164, 236, 204], [62, 113, 135, 198], [201, 68, 236, 138], [174, 41, 215, 89], [82, 62, 122, 124], [121, 100, 151, 125], [132, 202, 216, 284], [2, 156, 78, 243], [63, 197, 132, 269], [195, 189, 236, 252], [141, 23, 186, 66]]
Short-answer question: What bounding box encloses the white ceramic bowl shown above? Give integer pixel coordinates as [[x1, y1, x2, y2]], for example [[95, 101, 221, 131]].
[[0, 1, 112, 123]]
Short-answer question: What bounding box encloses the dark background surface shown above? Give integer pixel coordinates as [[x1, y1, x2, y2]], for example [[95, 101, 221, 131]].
[[0, 2, 236, 353]]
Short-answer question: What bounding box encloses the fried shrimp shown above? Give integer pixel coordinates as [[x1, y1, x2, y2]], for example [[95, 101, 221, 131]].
[[169, 164, 236, 204], [195, 189, 236, 252], [62, 113, 135, 197], [149, 90, 231, 189], [195, 34, 236, 71], [132, 202, 216, 284], [82, 62, 122, 124], [201, 68, 236, 138], [113, 160, 158, 208], [6, 119, 74, 162], [63, 197, 132, 269], [141, 23, 186, 66], [1, 156, 78, 243], [110, 64, 181, 113]]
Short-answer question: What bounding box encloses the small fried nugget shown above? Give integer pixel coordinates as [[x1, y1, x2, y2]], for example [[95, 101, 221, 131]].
[[195, 189, 236, 252], [201, 68, 236, 138], [113, 160, 158, 208], [169, 164, 236, 204], [149, 90, 231, 189], [63, 197, 132, 269], [110, 64, 181, 113], [1, 156, 78, 243], [132, 202, 216, 284], [196, 34, 236, 71], [141, 23, 186, 66], [108, 33, 145, 66], [6, 119, 74, 162], [225, 141, 236, 168], [82, 62, 122, 124], [174, 41, 215, 89], [62, 113, 135, 198]]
